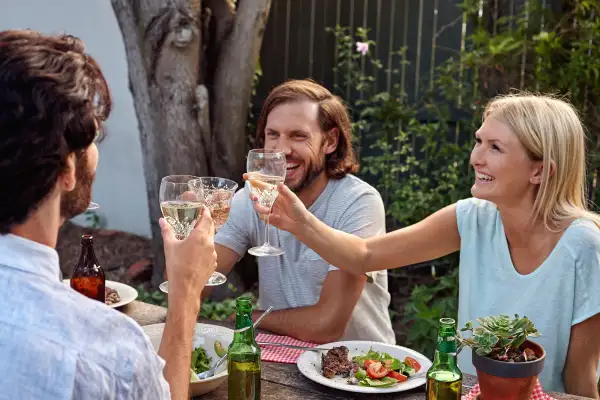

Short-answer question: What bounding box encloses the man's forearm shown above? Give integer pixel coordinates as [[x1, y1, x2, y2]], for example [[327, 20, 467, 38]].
[[251, 306, 345, 344], [158, 295, 200, 400]]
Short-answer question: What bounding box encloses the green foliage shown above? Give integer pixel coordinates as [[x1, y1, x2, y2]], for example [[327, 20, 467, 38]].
[[401, 267, 459, 359], [329, 0, 600, 358], [329, 24, 469, 358], [199, 293, 258, 321], [136, 284, 167, 307], [136, 284, 257, 321], [247, 58, 263, 148], [457, 314, 541, 357]]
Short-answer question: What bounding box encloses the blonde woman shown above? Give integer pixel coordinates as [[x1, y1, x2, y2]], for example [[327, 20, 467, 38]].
[[247, 93, 600, 397]]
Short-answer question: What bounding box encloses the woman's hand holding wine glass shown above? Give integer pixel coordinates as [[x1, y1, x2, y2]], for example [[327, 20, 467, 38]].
[[242, 174, 310, 236]]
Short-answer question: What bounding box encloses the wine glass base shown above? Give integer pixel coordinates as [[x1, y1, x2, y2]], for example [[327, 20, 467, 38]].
[[205, 271, 227, 286], [248, 244, 285, 257], [158, 272, 227, 294]]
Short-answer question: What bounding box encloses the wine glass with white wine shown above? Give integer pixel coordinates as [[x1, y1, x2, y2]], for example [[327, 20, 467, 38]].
[[246, 149, 287, 257], [188, 177, 238, 230], [158, 175, 226, 290]]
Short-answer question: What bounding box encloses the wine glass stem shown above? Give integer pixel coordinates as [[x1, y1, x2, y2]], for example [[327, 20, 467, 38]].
[[263, 211, 271, 247]]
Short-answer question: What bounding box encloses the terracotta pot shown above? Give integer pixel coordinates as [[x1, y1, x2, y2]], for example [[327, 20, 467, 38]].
[[472, 340, 545, 400]]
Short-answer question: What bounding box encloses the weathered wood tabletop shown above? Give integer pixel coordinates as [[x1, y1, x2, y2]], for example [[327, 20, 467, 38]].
[[120, 300, 592, 400]]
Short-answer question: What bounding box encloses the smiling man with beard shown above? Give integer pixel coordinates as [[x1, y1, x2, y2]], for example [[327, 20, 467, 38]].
[[210, 79, 395, 344], [0, 30, 219, 400]]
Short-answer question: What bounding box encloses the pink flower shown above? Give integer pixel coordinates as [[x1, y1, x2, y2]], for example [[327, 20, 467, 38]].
[[356, 41, 369, 55]]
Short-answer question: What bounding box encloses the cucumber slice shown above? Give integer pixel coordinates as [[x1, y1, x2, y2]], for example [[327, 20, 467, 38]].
[[214, 340, 227, 358]]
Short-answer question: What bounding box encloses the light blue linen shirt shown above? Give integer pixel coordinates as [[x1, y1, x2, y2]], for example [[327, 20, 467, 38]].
[[0, 233, 171, 400], [456, 198, 600, 393]]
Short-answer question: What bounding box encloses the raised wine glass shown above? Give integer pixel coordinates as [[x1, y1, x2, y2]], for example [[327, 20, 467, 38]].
[[246, 149, 287, 257], [188, 177, 238, 230], [158, 175, 226, 288]]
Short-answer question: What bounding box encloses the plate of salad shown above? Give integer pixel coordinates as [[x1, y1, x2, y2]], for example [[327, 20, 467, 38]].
[[296, 341, 432, 393]]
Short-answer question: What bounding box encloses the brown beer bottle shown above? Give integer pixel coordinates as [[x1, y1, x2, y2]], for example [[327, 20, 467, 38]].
[[70, 235, 105, 303]]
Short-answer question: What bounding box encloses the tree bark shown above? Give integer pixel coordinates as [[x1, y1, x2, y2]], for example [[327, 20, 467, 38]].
[[211, 0, 272, 179], [111, 0, 271, 286]]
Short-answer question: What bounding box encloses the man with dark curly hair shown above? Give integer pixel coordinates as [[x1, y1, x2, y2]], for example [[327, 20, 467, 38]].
[[0, 30, 217, 400]]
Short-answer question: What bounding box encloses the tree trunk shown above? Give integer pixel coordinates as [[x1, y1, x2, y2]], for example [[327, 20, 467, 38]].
[[111, 0, 272, 286]]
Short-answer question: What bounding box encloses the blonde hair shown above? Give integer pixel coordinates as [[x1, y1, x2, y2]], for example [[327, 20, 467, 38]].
[[483, 92, 600, 230]]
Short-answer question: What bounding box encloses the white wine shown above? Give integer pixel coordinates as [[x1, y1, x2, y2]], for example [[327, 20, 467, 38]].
[[160, 200, 204, 239], [247, 172, 284, 208]]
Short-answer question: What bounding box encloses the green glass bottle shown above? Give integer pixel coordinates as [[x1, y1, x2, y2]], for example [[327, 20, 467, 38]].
[[426, 317, 463, 400], [227, 296, 261, 400]]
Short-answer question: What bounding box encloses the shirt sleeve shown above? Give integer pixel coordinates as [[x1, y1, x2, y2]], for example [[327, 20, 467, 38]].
[[571, 222, 600, 326], [127, 335, 171, 400], [327, 189, 386, 273], [214, 184, 252, 257]]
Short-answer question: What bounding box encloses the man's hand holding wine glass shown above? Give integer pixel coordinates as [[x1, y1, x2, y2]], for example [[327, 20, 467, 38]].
[[160, 206, 218, 303]]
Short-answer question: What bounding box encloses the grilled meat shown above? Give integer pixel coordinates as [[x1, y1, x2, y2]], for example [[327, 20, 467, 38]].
[[105, 287, 120, 305], [321, 346, 358, 379]]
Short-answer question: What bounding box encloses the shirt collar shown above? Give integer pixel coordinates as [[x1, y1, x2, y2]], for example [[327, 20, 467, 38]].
[[0, 233, 61, 281]]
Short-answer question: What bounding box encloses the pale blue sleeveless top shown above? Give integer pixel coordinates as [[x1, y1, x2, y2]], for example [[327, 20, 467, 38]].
[[456, 197, 600, 393]]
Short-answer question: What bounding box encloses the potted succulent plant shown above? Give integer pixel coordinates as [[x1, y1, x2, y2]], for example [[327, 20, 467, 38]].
[[457, 314, 545, 400]]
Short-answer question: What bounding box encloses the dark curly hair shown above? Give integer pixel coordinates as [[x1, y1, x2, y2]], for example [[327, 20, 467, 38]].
[[255, 79, 359, 179], [0, 30, 111, 233]]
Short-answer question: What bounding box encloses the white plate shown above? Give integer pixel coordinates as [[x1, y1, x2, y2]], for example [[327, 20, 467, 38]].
[[63, 279, 138, 308], [296, 340, 432, 394], [143, 322, 234, 396]]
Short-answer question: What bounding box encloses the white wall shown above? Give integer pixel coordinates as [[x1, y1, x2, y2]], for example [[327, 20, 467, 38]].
[[1, 0, 151, 237]]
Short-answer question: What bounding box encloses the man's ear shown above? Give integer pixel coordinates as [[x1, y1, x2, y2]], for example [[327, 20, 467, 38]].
[[323, 128, 339, 155], [60, 153, 77, 191], [530, 159, 556, 185]]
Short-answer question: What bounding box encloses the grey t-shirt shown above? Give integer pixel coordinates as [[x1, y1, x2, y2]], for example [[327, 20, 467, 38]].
[[215, 174, 396, 344]]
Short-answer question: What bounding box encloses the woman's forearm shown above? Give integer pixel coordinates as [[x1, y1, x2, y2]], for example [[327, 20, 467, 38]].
[[293, 203, 461, 274], [295, 212, 369, 275]]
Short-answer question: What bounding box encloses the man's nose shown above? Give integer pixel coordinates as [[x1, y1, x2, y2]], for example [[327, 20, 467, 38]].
[[274, 137, 292, 156]]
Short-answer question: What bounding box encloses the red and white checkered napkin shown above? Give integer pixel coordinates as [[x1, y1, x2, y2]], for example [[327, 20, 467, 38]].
[[461, 379, 555, 400], [255, 333, 317, 363]]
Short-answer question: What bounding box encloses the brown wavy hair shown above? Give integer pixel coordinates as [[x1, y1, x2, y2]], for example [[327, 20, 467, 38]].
[[0, 29, 111, 233], [255, 79, 359, 179]]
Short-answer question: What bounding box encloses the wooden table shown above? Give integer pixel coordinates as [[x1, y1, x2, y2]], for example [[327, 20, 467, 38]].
[[121, 301, 592, 400]]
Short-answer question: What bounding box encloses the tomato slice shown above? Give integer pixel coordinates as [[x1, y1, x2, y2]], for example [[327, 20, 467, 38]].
[[405, 357, 421, 372], [387, 370, 408, 382], [363, 359, 378, 369], [366, 362, 390, 379]]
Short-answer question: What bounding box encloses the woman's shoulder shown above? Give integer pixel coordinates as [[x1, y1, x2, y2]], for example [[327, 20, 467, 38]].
[[562, 218, 600, 260], [456, 197, 498, 220], [455, 197, 499, 237]]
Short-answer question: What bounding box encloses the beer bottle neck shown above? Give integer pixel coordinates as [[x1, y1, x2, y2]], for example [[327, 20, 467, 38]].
[[433, 331, 458, 367], [78, 242, 97, 267], [433, 347, 458, 367], [233, 301, 255, 344]]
